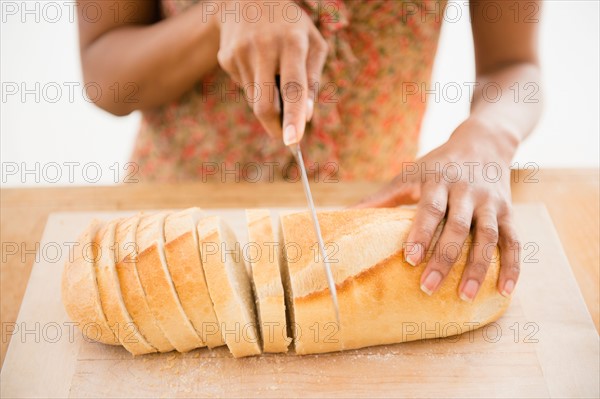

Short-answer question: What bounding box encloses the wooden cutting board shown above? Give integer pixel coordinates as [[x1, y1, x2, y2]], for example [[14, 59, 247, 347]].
[[1, 204, 598, 398]]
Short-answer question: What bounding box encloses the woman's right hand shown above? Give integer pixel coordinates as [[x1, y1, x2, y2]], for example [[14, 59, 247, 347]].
[[215, 1, 328, 145]]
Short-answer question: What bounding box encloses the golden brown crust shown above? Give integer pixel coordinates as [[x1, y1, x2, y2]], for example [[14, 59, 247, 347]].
[[95, 220, 156, 355], [280, 208, 511, 355], [135, 212, 204, 353], [246, 209, 290, 353], [164, 208, 224, 348], [61, 220, 119, 345], [280, 208, 416, 297], [115, 214, 174, 352]]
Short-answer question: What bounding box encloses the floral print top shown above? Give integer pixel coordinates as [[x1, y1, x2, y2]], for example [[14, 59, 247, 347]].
[[131, 0, 446, 182]]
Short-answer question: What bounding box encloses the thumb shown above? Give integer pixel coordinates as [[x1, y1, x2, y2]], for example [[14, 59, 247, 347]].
[[281, 81, 307, 146], [280, 49, 308, 146]]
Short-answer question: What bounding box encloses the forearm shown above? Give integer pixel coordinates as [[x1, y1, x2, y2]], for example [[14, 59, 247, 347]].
[[460, 62, 543, 160], [80, 3, 220, 115]]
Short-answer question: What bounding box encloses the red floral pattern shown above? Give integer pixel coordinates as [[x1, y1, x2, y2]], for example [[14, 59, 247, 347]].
[[131, 0, 446, 182]]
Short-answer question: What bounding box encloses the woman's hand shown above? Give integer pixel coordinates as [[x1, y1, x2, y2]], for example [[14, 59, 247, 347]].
[[356, 118, 521, 301], [215, 1, 328, 145]]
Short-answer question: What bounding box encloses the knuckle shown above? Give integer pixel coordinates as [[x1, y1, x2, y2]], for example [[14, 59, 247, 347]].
[[414, 225, 435, 241], [217, 50, 235, 72], [424, 200, 446, 219], [502, 233, 520, 250], [253, 101, 276, 119], [503, 256, 521, 277], [450, 178, 470, 191], [447, 215, 471, 236], [497, 199, 513, 216], [499, 240, 520, 271], [286, 31, 309, 51], [254, 35, 275, 49], [512, 260, 521, 275], [235, 36, 252, 52], [478, 224, 499, 243], [468, 262, 490, 279], [283, 109, 303, 125], [481, 189, 499, 201], [281, 80, 304, 102], [510, 260, 521, 275], [315, 35, 328, 53], [307, 72, 322, 87]]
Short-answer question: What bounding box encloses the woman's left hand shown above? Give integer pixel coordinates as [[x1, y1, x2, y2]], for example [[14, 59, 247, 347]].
[[355, 118, 521, 301]]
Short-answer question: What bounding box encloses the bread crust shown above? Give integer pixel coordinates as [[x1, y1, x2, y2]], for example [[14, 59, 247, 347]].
[[115, 214, 174, 352], [164, 208, 224, 348], [246, 209, 290, 353], [63, 207, 511, 357], [135, 212, 204, 353], [197, 216, 261, 358], [95, 220, 156, 355], [280, 208, 511, 355], [61, 220, 119, 345]]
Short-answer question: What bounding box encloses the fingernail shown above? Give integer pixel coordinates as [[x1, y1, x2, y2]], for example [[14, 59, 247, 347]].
[[306, 98, 314, 122], [460, 279, 480, 302], [283, 125, 297, 146], [405, 243, 422, 266], [420, 270, 442, 296], [501, 279, 515, 297]]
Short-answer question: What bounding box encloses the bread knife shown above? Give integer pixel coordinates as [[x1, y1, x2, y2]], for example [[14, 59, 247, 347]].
[[276, 76, 341, 327]]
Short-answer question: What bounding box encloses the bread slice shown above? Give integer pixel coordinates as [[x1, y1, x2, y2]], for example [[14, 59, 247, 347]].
[[114, 214, 173, 352], [95, 220, 156, 355], [280, 208, 510, 355], [197, 215, 261, 357], [61, 220, 119, 345], [135, 212, 204, 352], [245, 209, 290, 353], [164, 208, 224, 348]]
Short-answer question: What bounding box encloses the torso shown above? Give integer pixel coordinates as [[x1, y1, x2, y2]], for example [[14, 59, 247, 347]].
[[131, 0, 446, 182]]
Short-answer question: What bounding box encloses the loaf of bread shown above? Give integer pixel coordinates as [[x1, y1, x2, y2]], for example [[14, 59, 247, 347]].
[[280, 208, 509, 355], [62, 207, 511, 357]]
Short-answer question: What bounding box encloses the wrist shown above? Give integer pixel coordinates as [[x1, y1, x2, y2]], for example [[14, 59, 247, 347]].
[[450, 116, 520, 165]]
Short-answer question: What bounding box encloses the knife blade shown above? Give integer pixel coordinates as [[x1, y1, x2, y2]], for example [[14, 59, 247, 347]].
[[275, 75, 341, 327], [288, 143, 341, 327]]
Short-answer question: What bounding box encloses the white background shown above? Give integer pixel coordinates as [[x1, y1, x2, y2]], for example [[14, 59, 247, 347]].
[[1, 0, 598, 186]]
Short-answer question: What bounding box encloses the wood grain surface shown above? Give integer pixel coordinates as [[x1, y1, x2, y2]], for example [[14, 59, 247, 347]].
[[0, 205, 598, 398], [1, 169, 598, 369]]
